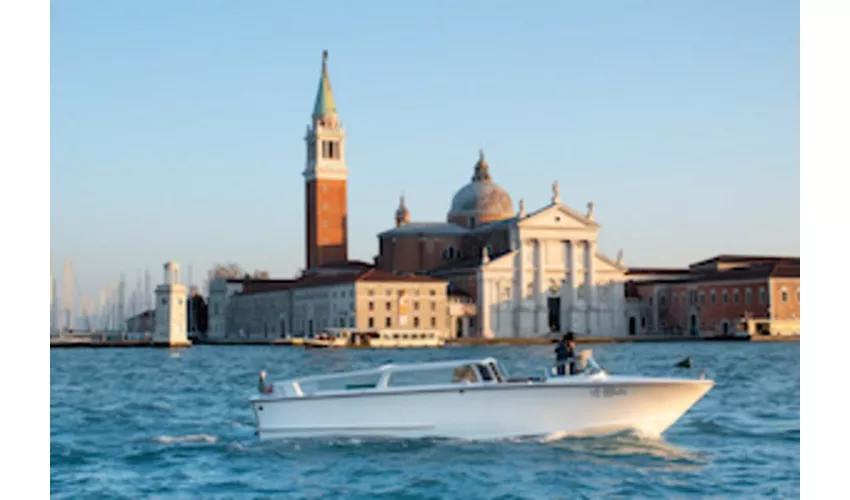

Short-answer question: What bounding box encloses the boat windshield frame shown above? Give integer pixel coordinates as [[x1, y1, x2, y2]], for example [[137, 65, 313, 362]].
[[269, 357, 508, 398]]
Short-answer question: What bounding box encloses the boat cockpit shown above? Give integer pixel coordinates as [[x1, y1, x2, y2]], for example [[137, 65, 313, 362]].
[[259, 353, 608, 400]]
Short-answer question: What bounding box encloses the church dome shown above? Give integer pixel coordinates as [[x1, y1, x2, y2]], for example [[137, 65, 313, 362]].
[[447, 151, 514, 227]]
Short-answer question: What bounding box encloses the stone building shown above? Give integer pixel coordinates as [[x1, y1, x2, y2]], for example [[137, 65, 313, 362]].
[[375, 152, 630, 338], [627, 255, 800, 336], [210, 265, 450, 340]]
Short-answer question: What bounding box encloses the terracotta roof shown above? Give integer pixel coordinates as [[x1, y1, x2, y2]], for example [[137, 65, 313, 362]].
[[293, 268, 444, 290], [627, 267, 691, 275], [240, 280, 298, 295], [690, 254, 799, 268], [449, 290, 473, 299], [631, 260, 799, 287], [313, 260, 374, 269]]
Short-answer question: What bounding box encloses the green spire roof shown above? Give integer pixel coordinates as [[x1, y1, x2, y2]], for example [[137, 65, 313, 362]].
[[313, 50, 337, 118]]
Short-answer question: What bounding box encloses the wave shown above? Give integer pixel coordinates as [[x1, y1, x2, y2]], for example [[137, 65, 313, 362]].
[[153, 434, 218, 444]]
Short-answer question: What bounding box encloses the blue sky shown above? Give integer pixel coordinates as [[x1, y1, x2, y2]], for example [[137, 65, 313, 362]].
[[50, 0, 799, 303]]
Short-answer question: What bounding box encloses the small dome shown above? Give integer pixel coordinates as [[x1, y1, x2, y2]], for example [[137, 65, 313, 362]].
[[447, 151, 514, 227]]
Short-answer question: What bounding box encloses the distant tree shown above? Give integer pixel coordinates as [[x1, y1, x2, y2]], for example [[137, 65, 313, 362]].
[[187, 293, 209, 338], [205, 263, 271, 292]]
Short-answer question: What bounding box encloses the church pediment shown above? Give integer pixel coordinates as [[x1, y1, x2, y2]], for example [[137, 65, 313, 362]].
[[518, 203, 600, 230], [595, 251, 627, 274]]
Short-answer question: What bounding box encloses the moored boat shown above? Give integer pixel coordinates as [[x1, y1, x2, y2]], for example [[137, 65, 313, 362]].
[[303, 328, 446, 349], [250, 352, 714, 440]]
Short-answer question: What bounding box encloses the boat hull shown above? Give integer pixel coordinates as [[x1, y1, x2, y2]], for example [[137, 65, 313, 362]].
[[251, 377, 714, 440]]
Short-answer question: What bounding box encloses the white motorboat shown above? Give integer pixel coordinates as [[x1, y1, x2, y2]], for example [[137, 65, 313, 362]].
[[250, 351, 714, 441]]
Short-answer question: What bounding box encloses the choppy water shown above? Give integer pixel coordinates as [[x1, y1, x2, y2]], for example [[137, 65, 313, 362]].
[[51, 343, 799, 498]]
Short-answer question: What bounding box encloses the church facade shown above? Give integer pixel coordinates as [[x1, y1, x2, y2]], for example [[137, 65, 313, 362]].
[[375, 152, 630, 338]]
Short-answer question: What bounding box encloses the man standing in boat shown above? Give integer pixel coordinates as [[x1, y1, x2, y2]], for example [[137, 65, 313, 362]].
[[555, 332, 577, 376]]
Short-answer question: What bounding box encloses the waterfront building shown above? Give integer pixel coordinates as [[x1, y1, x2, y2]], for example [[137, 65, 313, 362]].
[[627, 255, 800, 336], [208, 266, 449, 340], [126, 309, 155, 333]]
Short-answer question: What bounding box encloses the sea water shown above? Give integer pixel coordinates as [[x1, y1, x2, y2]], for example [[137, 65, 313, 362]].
[[51, 342, 799, 498]]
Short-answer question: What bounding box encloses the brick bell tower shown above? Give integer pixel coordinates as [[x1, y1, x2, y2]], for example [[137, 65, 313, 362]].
[[304, 50, 348, 269]]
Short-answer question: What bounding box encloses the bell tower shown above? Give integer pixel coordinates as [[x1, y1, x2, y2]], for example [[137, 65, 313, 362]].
[[304, 50, 348, 269]]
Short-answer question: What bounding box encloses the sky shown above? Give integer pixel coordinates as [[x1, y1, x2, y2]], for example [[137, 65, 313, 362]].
[[50, 0, 800, 309]]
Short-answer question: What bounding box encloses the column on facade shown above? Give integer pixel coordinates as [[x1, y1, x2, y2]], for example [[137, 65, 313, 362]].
[[586, 240, 597, 306], [559, 240, 570, 332], [477, 268, 492, 338], [584, 240, 597, 336], [535, 239, 547, 334], [568, 240, 579, 304], [566, 239, 580, 333], [513, 240, 526, 338]]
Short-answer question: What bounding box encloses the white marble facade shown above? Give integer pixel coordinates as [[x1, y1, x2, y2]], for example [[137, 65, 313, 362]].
[[476, 202, 628, 338]]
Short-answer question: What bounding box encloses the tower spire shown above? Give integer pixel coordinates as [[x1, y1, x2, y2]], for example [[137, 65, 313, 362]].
[[313, 50, 337, 119]]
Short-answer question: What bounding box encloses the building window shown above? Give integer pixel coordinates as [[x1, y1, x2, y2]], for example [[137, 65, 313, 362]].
[[797, 288, 800, 301], [710, 290, 716, 305], [733, 290, 740, 304], [368, 302, 374, 311], [368, 289, 375, 296], [349, 317, 355, 328], [781, 289, 789, 302], [385, 317, 392, 327], [759, 287, 766, 304], [649, 297, 653, 307], [722, 290, 729, 304], [386, 289, 392, 296], [430, 301, 436, 311], [699, 292, 705, 305], [414, 301, 420, 311], [640, 316, 646, 328], [430, 290, 436, 296], [413, 317, 420, 327], [745, 288, 753, 305], [660, 294, 666, 307], [385, 301, 391, 311], [368, 317, 374, 328], [430, 317, 436, 327]]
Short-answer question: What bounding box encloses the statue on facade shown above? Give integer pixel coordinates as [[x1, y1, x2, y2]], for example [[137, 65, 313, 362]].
[[616, 249, 624, 267], [552, 181, 561, 204], [586, 201, 595, 220], [518, 199, 526, 218]]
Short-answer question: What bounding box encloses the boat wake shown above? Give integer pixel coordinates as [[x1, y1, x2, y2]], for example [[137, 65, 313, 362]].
[[153, 434, 219, 444]]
